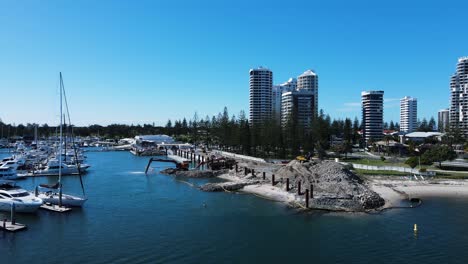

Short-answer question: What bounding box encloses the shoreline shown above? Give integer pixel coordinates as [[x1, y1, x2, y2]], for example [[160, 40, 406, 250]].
[[218, 172, 468, 211], [206, 151, 468, 211]]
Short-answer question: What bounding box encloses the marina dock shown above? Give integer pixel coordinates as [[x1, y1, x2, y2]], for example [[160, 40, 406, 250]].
[[167, 155, 190, 163], [0, 220, 27, 232]]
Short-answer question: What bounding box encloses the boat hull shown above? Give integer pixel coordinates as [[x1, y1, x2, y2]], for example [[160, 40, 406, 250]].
[[0, 200, 43, 213], [37, 193, 87, 207]]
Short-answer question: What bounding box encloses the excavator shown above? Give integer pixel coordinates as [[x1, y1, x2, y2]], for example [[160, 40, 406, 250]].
[[144, 157, 189, 174], [295, 152, 313, 163], [195, 156, 237, 170]]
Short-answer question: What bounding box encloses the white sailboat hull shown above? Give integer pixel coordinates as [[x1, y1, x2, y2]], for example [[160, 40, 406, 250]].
[[37, 193, 87, 207], [33, 165, 89, 176]]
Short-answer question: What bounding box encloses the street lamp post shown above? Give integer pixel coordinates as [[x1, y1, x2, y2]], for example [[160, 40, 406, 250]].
[[415, 148, 421, 171]]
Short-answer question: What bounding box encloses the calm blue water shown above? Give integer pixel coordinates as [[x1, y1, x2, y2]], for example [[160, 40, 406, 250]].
[[1, 150, 468, 264]]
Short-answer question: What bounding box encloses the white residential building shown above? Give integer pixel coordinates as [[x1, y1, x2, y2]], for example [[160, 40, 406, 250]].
[[297, 70, 319, 117], [249, 67, 273, 126], [450, 57, 468, 137], [400, 96, 417, 133], [281, 89, 316, 129], [272, 78, 296, 122], [279, 70, 318, 129]]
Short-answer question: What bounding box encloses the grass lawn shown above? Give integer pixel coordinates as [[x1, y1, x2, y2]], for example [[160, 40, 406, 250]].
[[343, 157, 438, 170], [353, 169, 408, 177], [433, 172, 468, 179], [343, 158, 408, 167], [353, 169, 468, 179]]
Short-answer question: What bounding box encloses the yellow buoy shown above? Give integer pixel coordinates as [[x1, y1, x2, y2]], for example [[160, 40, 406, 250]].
[[414, 224, 418, 232]]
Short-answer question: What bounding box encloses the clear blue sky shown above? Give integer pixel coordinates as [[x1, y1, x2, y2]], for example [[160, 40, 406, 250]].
[[0, 0, 467, 126]]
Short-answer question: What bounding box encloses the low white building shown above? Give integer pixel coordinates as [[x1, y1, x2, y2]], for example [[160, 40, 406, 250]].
[[401, 132, 444, 143], [134, 135, 174, 145]]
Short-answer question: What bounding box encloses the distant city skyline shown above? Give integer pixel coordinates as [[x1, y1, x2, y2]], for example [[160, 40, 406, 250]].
[[0, 0, 467, 126]]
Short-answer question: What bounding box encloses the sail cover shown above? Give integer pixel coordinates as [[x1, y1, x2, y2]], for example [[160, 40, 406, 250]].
[[39, 182, 60, 189]]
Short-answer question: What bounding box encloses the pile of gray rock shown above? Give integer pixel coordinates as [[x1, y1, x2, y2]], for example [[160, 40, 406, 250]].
[[276, 160, 385, 211], [160, 168, 228, 178], [199, 180, 260, 192]]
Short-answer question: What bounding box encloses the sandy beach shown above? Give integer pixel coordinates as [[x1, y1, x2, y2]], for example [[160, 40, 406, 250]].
[[368, 177, 468, 208], [218, 173, 297, 203]]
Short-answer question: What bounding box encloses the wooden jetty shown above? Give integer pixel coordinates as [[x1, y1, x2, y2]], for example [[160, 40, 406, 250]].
[[1, 220, 27, 232], [167, 155, 190, 163]]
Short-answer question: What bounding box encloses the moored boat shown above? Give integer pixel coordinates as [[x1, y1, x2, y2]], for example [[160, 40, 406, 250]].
[[0, 181, 43, 213]]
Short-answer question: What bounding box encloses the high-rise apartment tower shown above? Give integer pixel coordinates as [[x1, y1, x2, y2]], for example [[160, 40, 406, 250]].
[[449, 57, 468, 137], [249, 67, 273, 126], [400, 96, 417, 133], [362, 91, 384, 142]]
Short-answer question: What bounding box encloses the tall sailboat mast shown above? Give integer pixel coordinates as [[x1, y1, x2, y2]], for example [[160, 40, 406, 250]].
[[59, 72, 63, 206]]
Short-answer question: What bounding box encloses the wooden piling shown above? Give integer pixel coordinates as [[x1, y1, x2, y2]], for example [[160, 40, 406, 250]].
[[286, 178, 290, 191], [10, 203, 16, 225], [235, 164, 238, 173], [310, 184, 313, 198], [305, 189, 309, 208], [297, 181, 302, 195], [59, 187, 63, 207], [244, 167, 248, 176], [252, 169, 255, 176], [262, 172, 265, 180], [272, 174, 276, 186]]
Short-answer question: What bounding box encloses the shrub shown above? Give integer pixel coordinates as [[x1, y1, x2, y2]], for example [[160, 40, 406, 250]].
[[405, 157, 419, 168]]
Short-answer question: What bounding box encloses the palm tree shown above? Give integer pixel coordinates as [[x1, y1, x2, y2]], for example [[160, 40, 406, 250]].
[[383, 134, 394, 156]]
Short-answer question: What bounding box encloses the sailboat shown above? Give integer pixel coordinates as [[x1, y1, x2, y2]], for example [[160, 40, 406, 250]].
[[35, 72, 87, 207]]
